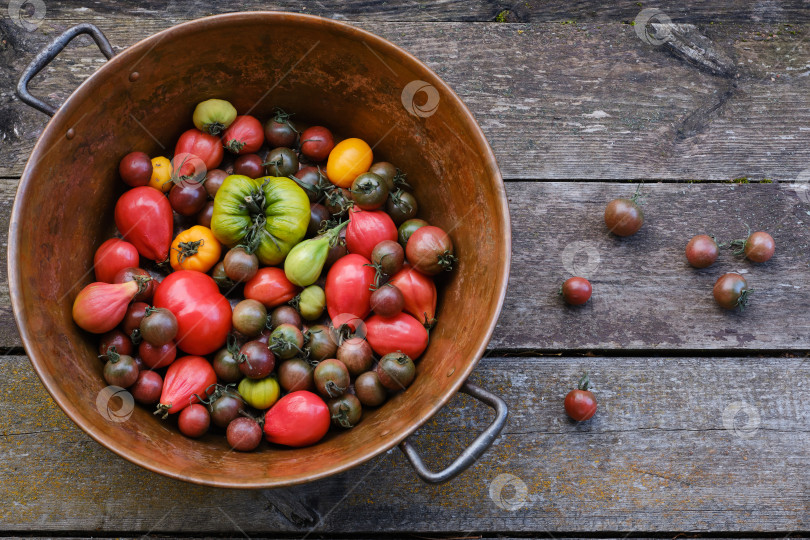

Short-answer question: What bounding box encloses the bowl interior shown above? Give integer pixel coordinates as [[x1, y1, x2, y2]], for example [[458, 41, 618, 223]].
[[11, 12, 509, 488]]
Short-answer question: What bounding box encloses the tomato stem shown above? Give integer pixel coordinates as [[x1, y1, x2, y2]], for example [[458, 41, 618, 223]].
[[153, 403, 171, 420], [174, 239, 205, 264], [324, 380, 346, 398], [577, 372, 591, 391], [332, 404, 355, 428]]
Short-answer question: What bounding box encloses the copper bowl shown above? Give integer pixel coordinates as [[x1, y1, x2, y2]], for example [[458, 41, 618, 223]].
[[11, 12, 510, 488]]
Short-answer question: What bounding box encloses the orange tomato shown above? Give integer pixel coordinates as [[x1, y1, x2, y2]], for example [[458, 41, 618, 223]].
[[148, 156, 173, 193], [326, 138, 373, 188], [170, 225, 221, 272]]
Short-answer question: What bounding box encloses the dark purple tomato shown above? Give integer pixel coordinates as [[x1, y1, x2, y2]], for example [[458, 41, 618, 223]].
[[370, 284, 405, 317], [264, 147, 298, 177], [227, 417, 263, 451], [131, 370, 163, 404], [604, 198, 644, 237], [305, 325, 338, 362], [325, 187, 352, 216], [293, 166, 328, 202], [278, 358, 315, 392], [561, 277, 592, 306], [223, 247, 259, 283], [122, 301, 149, 337], [385, 189, 418, 225], [713, 272, 751, 310], [325, 229, 348, 267], [232, 299, 268, 338], [233, 154, 266, 178], [314, 359, 350, 398], [99, 329, 134, 357], [119, 151, 153, 187], [398, 218, 428, 249], [354, 371, 387, 407], [213, 347, 242, 383], [685, 235, 719, 268], [205, 169, 228, 198], [211, 261, 235, 289], [308, 203, 331, 237], [103, 354, 139, 388], [376, 353, 415, 392], [745, 231, 775, 263], [269, 305, 302, 330], [328, 394, 362, 428], [300, 126, 335, 162], [178, 403, 210, 438], [209, 392, 244, 428], [113, 267, 156, 303], [368, 162, 397, 191], [197, 201, 215, 228], [351, 172, 389, 211], [169, 180, 208, 216], [238, 340, 275, 379], [264, 113, 298, 148], [132, 355, 147, 371], [269, 323, 304, 360], [139, 307, 178, 347], [337, 337, 374, 377], [371, 240, 404, 276], [138, 340, 177, 369]]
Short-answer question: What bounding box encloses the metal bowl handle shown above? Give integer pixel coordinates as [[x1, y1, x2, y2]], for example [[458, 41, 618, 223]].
[[398, 381, 508, 483], [17, 23, 115, 117]]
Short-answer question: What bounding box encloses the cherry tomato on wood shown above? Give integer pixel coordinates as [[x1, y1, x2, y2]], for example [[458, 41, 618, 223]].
[[744, 231, 775, 263], [561, 277, 592, 306], [564, 373, 597, 421], [685, 235, 719, 269], [604, 198, 644, 237], [713, 272, 751, 310]]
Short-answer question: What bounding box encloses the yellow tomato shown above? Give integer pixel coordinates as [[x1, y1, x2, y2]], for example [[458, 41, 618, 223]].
[[238, 376, 280, 409], [170, 225, 221, 272], [326, 138, 373, 188], [148, 156, 173, 193]]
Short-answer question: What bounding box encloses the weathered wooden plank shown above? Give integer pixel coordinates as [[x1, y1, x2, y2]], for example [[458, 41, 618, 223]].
[[2, 354, 808, 533], [0, 182, 808, 351], [3, 19, 810, 180]]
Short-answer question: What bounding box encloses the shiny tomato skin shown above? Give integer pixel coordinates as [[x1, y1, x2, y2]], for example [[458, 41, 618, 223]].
[[745, 231, 775, 263], [561, 277, 592, 306], [263, 391, 330, 447], [114, 186, 174, 262], [175, 128, 224, 169], [243, 267, 300, 308], [93, 238, 140, 283], [158, 355, 217, 416], [713, 272, 750, 310], [345, 208, 398, 260], [365, 312, 429, 360], [325, 254, 376, 323], [685, 235, 719, 268], [300, 126, 335, 162], [153, 270, 232, 355], [222, 115, 264, 155], [389, 264, 437, 327], [326, 138, 373, 188], [564, 389, 597, 421], [604, 198, 644, 237]]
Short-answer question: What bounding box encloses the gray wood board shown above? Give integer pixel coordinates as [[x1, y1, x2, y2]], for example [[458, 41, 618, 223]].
[[2, 354, 809, 533], [2, 19, 810, 180]]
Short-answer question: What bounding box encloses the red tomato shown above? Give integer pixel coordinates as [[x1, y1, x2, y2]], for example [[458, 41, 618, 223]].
[[325, 254, 376, 323], [299, 126, 335, 162], [389, 263, 437, 327], [263, 391, 330, 447], [365, 312, 429, 360], [564, 390, 597, 421], [561, 277, 592, 306], [243, 267, 300, 308], [174, 128, 224, 169], [156, 355, 217, 417], [223, 115, 264, 155], [114, 186, 173, 262], [345, 207, 397, 260], [139, 340, 177, 369], [153, 270, 232, 355], [93, 238, 140, 283]]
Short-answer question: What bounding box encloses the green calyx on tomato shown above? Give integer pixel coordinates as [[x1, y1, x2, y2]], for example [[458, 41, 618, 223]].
[[284, 220, 348, 287], [211, 175, 310, 266], [192, 98, 237, 136]]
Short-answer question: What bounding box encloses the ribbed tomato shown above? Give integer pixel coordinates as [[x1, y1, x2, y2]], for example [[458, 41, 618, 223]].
[[153, 270, 232, 355], [114, 186, 173, 262], [155, 355, 217, 418], [325, 254, 376, 323], [263, 391, 330, 447], [389, 263, 437, 327], [365, 312, 429, 360], [175, 128, 224, 169], [345, 207, 397, 260], [243, 267, 300, 308]]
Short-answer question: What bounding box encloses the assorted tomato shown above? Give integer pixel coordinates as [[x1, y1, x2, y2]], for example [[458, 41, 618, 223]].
[[74, 101, 456, 452]]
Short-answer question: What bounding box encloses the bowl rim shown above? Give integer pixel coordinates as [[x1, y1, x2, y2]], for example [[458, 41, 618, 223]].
[[9, 11, 512, 488]]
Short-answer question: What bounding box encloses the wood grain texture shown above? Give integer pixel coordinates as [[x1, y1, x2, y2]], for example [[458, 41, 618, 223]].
[[0, 182, 807, 351], [3, 17, 810, 180], [2, 354, 808, 534]]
